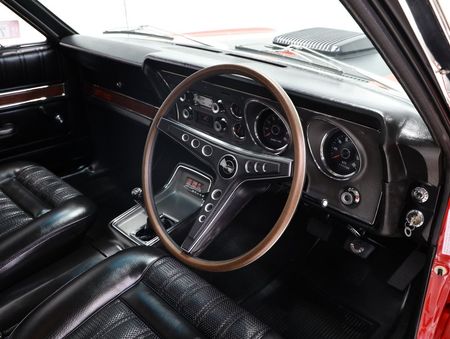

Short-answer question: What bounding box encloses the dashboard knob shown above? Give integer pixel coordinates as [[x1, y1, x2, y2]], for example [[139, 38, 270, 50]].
[[212, 100, 224, 114], [181, 107, 193, 120], [214, 118, 227, 133], [411, 186, 429, 204], [340, 187, 360, 206], [405, 209, 425, 228]]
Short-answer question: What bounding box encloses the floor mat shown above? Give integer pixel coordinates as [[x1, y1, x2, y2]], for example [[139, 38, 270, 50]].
[[240, 239, 410, 339], [244, 279, 378, 339]]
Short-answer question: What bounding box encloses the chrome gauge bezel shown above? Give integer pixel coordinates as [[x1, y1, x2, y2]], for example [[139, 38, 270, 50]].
[[319, 128, 362, 180], [253, 106, 291, 154], [232, 122, 246, 140], [230, 103, 243, 119]]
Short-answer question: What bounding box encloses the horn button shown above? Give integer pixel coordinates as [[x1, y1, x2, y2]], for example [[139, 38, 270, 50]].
[[218, 155, 238, 179]]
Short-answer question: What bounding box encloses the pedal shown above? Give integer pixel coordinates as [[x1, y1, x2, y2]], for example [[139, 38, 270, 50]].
[[344, 236, 375, 259]]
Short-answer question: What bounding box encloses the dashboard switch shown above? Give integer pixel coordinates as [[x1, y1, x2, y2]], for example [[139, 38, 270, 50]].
[[340, 187, 360, 206], [201, 145, 213, 157], [411, 186, 429, 204], [211, 189, 222, 200], [263, 162, 280, 174], [212, 100, 224, 114], [191, 139, 200, 149], [245, 161, 254, 173], [405, 209, 425, 228], [213, 118, 227, 133], [182, 107, 193, 120]]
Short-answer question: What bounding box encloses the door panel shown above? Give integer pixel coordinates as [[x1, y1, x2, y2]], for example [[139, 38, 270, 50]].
[[0, 44, 90, 173], [0, 45, 61, 89]]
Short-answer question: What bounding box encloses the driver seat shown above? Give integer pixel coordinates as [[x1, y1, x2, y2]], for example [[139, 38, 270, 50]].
[[10, 247, 281, 339]]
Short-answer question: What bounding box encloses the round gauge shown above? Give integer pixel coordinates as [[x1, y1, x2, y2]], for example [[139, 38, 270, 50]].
[[255, 108, 290, 153], [320, 129, 361, 179], [230, 103, 243, 118], [232, 123, 246, 139]]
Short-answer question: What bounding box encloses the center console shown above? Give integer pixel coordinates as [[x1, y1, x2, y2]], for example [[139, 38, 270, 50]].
[[111, 164, 211, 245]]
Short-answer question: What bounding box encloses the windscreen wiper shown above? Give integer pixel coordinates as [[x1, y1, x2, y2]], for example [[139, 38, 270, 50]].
[[104, 25, 212, 48], [282, 44, 344, 74], [103, 28, 174, 41], [285, 44, 401, 92], [235, 44, 344, 76], [236, 43, 400, 92]]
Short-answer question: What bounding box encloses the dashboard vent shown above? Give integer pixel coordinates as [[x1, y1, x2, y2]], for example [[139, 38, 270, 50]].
[[273, 27, 374, 56]]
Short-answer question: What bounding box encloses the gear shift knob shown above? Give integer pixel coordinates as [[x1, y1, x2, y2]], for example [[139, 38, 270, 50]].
[[131, 187, 144, 206]]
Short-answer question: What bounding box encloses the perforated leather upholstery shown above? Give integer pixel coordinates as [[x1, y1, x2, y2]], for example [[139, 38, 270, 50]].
[[0, 162, 95, 290], [11, 247, 281, 339], [0, 190, 33, 239]]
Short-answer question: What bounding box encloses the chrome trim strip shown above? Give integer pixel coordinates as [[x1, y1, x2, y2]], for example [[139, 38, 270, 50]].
[[110, 204, 181, 247], [0, 83, 65, 110]]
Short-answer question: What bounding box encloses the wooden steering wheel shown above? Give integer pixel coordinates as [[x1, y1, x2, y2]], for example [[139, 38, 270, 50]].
[[142, 64, 306, 272]]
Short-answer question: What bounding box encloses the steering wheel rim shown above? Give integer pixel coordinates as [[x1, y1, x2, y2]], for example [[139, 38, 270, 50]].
[[142, 64, 306, 272]]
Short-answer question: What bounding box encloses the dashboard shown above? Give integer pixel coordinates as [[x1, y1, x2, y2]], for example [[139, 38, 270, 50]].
[[61, 35, 441, 238], [160, 70, 383, 225]]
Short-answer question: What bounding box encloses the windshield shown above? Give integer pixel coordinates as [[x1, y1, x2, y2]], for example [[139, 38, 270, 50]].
[[39, 0, 401, 91]]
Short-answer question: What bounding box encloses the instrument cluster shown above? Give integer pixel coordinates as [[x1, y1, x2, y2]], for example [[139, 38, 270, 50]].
[[176, 90, 291, 155]]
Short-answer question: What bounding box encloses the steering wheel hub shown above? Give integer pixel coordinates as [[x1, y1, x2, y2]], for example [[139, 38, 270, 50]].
[[218, 154, 238, 179]]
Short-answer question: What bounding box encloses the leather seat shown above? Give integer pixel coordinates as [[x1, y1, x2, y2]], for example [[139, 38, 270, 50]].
[[0, 162, 95, 290], [11, 247, 281, 339]]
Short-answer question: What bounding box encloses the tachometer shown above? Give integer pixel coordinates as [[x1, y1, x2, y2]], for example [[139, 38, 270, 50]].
[[255, 108, 290, 153], [320, 129, 361, 179]]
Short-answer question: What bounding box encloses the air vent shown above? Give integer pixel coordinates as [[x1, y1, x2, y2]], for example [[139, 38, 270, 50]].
[[273, 27, 374, 56]]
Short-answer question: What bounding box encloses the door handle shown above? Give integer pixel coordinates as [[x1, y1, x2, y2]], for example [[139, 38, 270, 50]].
[[0, 123, 15, 138]]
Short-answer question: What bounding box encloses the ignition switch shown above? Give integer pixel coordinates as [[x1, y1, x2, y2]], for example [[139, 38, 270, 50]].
[[404, 209, 425, 237]]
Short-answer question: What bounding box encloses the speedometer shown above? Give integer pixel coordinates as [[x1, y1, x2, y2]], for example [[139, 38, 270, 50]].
[[320, 129, 361, 179], [254, 108, 290, 153]]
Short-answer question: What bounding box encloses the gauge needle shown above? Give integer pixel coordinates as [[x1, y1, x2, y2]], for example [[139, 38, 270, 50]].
[[332, 154, 341, 159]]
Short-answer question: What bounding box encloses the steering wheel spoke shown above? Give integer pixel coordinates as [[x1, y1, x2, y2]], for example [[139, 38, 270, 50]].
[[181, 178, 237, 255], [157, 117, 218, 168], [239, 154, 292, 181], [159, 117, 293, 181]]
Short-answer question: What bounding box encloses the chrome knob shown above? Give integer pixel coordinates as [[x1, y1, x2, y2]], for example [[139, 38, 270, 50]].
[[412, 187, 429, 204], [406, 209, 425, 228]]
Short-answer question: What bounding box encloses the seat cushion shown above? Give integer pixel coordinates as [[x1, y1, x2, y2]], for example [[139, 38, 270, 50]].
[[0, 162, 95, 290], [11, 247, 281, 339]]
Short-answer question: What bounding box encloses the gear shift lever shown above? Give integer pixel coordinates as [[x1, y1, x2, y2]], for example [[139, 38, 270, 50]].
[[131, 187, 155, 241], [131, 187, 144, 207]]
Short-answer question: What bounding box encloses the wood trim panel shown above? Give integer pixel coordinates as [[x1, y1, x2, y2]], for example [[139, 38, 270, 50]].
[[0, 83, 65, 109], [89, 84, 158, 119]]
